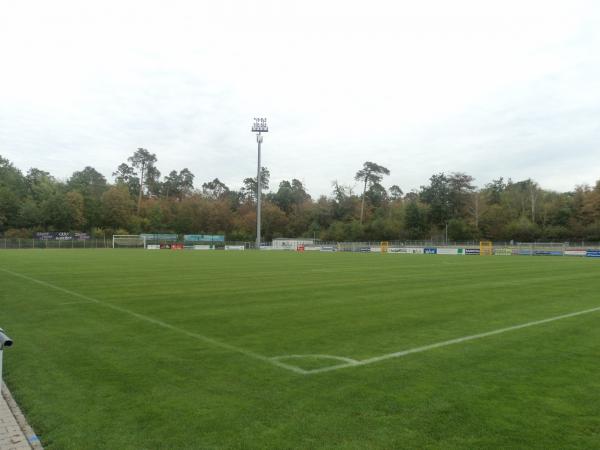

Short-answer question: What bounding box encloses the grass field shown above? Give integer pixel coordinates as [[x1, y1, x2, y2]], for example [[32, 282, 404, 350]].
[[1, 250, 599, 449]]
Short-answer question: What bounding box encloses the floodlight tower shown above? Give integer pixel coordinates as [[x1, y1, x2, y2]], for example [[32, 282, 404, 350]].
[[252, 118, 268, 249]]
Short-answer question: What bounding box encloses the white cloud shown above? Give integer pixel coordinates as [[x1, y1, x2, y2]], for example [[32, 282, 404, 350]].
[[1, 0, 599, 194]]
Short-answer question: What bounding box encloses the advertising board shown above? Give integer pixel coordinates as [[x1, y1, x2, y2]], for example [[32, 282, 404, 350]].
[[184, 235, 225, 242], [424, 247, 437, 254], [465, 248, 480, 255], [437, 248, 460, 255], [388, 247, 425, 254], [35, 232, 90, 240], [586, 250, 600, 258], [142, 234, 178, 242], [533, 250, 563, 256]]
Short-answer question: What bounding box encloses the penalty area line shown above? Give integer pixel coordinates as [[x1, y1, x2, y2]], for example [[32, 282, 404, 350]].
[[306, 304, 600, 374], [0, 267, 307, 375]]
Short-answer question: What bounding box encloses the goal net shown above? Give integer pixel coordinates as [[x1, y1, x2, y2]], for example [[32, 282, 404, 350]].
[[112, 235, 146, 248]]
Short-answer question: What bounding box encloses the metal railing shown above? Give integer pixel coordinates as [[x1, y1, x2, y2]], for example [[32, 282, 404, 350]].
[[1, 238, 599, 250], [0, 328, 13, 390], [0, 239, 111, 249]]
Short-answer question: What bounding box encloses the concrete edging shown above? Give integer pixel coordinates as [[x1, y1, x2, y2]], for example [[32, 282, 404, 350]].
[[1, 382, 43, 449]]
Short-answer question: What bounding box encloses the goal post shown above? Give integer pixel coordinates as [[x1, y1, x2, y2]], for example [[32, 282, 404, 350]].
[[480, 240, 493, 256], [112, 235, 146, 249]]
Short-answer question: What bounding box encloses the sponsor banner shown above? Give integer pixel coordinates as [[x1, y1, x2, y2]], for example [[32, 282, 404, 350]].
[[305, 246, 321, 251], [35, 232, 55, 240], [516, 250, 533, 256], [465, 248, 480, 255], [35, 232, 90, 240], [193, 245, 213, 250], [437, 248, 460, 255], [586, 250, 600, 258], [171, 243, 184, 250], [424, 247, 437, 254], [494, 248, 512, 256], [358, 247, 371, 253], [142, 233, 178, 241], [184, 234, 225, 242], [565, 250, 586, 256], [146, 244, 160, 250], [533, 250, 563, 256], [388, 247, 425, 254], [225, 245, 245, 251], [320, 246, 336, 252], [370, 246, 382, 253]]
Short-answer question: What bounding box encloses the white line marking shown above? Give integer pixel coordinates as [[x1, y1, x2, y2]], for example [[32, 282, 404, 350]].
[[3, 267, 599, 376], [59, 300, 95, 306], [271, 354, 359, 364], [306, 305, 600, 374], [0, 267, 307, 375]]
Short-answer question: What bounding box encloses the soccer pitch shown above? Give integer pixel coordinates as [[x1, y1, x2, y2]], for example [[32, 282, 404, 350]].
[[1, 250, 599, 449]]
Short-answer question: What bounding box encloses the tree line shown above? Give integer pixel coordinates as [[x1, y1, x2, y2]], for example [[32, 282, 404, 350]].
[[1, 149, 600, 242]]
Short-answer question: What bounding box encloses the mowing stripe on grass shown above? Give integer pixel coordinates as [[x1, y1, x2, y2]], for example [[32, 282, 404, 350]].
[[305, 305, 600, 374], [0, 267, 307, 375], [3, 266, 600, 376]]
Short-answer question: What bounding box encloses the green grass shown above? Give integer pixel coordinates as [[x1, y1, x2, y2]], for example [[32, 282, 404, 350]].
[[1, 250, 599, 449]]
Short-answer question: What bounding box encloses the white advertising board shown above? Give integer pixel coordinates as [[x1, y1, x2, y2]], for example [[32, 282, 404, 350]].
[[225, 245, 245, 251], [389, 247, 424, 254], [437, 248, 461, 255]]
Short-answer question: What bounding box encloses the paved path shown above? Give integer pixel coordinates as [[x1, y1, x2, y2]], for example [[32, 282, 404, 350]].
[[0, 383, 41, 450]]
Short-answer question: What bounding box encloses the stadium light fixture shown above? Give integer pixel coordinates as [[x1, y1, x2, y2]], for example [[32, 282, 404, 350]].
[[252, 118, 268, 249]]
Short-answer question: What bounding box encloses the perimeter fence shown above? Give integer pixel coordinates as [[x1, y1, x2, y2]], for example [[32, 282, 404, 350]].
[[1, 238, 600, 252]]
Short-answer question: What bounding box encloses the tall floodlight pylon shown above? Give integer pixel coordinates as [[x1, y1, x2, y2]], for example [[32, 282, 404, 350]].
[[252, 118, 268, 249]]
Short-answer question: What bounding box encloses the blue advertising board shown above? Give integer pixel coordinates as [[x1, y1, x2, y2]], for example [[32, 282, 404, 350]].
[[184, 234, 225, 242], [533, 250, 563, 256], [424, 247, 437, 254], [586, 250, 600, 258]]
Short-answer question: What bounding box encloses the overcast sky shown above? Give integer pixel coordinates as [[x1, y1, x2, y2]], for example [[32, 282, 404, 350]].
[[1, 0, 599, 196]]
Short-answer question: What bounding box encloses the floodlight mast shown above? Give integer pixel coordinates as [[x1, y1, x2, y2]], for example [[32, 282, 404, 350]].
[[252, 118, 268, 249]]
